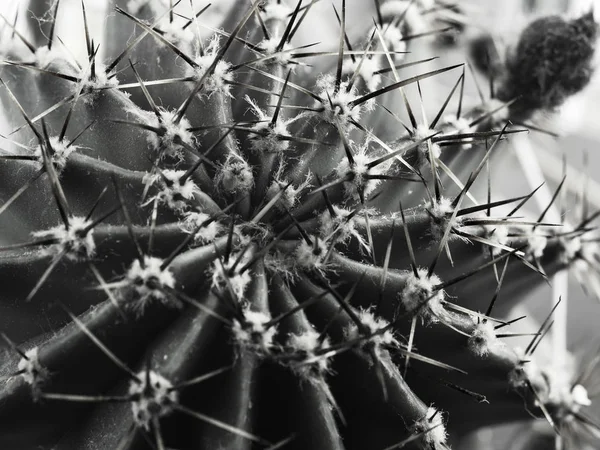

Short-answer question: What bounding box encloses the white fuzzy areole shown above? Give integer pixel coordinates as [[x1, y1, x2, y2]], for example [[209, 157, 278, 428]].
[[287, 329, 331, 377], [412, 406, 447, 447], [571, 384, 592, 407], [245, 95, 294, 153], [508, 347, 540, 389], [144, 169, 199, 211], [33, 136, 76, 172], [217, 157, 254, 194], [250, 121, 291, 153], [211, 252, 252, 301], [342, 56, 382, 92], [295, 238, 329, 270], [156, 18, 195, 46], [129, 370, 178, 430], [442, 115, 475, 150], [429, 197, 463, 242], [400, 268, 445, 321], [32, 216, 96, 261], [369, 23, 407, 61], [256, 37, 294, 67], [129, 107, 194, 159], [17, 347, 48, 388], [34, 46, 68, 70], [190, 35, 234, 95], [259, 1, 293, 22], [336, 142, 391, 199], [180, 211, 222, 244], [525, 226, 548, 259], [346, 308, 398, 348], [232, 309, 277, 350], [79, 62, 119, 103], [265, 165, 311, 211], [483, 222, 510, 256], [319, 205, 367, 250], [315, 74, 373, 125], [468, 321, 503, 356], [124, 256, 176, 311]]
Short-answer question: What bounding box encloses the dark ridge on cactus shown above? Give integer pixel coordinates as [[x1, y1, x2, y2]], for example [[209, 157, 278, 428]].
[[497, 11, 598, 119]]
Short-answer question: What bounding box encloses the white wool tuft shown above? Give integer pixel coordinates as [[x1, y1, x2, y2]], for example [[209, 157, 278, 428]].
[[336, 141, 391, 199], [412, 406, 447, 447], [256, 37, 294, 66], [78, 63, 119, 103], [508, 347, 541, 389], [211, 252, 252, 301], [232, 309, 277, 350], [429, 197, 462, 242], [217, 158, 254, 194], [157, 18, 195, 46], [33, 136, 76, 172], [468, 321, 503, 356], [484, 223, 510, 256], [259, 1, 293, 22], [346, 308, 398, 349], [400, 268, 445, 321], [571, 384, 592, 408], [34, 46, 66, 69], [144, 169, 199, 211], [315, 74, 371, 125], [342, 56, 382, 92], [287, 329, 332, 377], [245, 95, 294, 153], [17, 347, 48, 389], [180, 211, 222, 244], [124, 256, 176, 312], [295, 238, 329, 270], [319, 206, 368, 252], [129, 370, 178, 430], [442, 115, 475, 149], [250, 121, 291, 153], [265, 167, 311, 212], [368, 24, 407, 61], [129, 107, 194, 158], [33, 216, 96, 261], [190, 35, 234, 95], [525, 227, 548, 259]]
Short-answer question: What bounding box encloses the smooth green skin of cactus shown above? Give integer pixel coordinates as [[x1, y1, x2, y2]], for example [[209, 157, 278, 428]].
[[0, 1, 599, 449]]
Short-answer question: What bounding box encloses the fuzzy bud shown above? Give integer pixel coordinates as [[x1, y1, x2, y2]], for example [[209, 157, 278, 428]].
[[498, 13, 598, 119]]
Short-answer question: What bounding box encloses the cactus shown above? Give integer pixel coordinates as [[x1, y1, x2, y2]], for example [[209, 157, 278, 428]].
[[0, 0, 599, 449]]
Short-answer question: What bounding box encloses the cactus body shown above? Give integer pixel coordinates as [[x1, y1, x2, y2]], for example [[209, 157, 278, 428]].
[[0, 1, 599, 449]]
